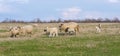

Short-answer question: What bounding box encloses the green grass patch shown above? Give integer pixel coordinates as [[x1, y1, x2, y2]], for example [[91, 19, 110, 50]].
[[0, 33, 120, 56], [0, 30, 7, 32]]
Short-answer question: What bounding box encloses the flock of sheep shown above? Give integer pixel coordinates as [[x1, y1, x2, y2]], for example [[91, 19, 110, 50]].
[[9, 22, 102, 37]]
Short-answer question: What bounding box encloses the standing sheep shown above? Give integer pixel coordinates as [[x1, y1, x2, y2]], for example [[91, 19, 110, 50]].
[[96, 24, 101, 33], [59, 22, 80, 35], [44, 27, 58, 37], [19, 25, 34, 37], [9, 26, 20, 37]]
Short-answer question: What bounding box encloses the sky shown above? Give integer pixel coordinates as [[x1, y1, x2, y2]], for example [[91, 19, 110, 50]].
[[0, 0, 120, 21]]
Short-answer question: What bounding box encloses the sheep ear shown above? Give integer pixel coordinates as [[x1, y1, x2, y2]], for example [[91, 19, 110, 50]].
[[9, 26, 13, 31]]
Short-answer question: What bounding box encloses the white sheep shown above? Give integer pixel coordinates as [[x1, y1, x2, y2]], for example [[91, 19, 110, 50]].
[[59, 22, 80, 35], [96, 26, 101, 33], [44, 27, 58, 37], [9, 26, 20, 37], [96, 24, 102, 33], [19, 25, 34, 37]]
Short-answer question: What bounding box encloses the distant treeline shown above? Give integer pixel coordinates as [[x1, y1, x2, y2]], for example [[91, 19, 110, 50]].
[[1, 17, 120, 23]]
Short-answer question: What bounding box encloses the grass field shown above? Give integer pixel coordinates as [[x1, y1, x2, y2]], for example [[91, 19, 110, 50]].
[[0, 23, 120, 56]]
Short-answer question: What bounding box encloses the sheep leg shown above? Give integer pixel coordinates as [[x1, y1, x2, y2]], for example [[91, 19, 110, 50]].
[[74, 28, 77, 35], [22, 32, 26, 37], [75, 31, 77, 35], [55, 32, 58, 37], [30, 32, 33, 37], [53, 33, 56, 37], [49, 32, 52, 37], [99, 29, 101, 32], [76, 25, 80, 33], [28, 32, 32, 37], [15, 35, 17, 37]]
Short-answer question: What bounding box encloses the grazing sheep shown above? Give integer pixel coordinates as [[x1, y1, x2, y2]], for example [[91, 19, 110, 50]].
[[59, 22, 80, 35], [19, 25, 34, 37], [44, 27, 58, 37], [9, 26, 20, 37]]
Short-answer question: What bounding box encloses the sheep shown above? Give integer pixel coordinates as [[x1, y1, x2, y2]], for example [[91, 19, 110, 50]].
[[9, 26, 21, 37], [19, 25, 34, 37], [96, 26, 101, 33], [44, 27, 58, 37], [96, 24, 101, 33], [59, 22, 80, 35]]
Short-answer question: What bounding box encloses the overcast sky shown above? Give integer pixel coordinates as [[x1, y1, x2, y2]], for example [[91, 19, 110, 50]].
[[0, 0, 120, 21]]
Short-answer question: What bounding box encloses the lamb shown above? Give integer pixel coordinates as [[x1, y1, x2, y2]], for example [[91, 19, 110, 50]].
[[44, 27, 58, 37]]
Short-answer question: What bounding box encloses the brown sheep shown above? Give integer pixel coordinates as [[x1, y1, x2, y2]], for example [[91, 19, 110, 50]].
[[59, 22, 80, 35]]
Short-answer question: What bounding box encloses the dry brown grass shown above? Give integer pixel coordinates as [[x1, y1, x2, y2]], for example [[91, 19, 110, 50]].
[[0, 23, 120, 41]]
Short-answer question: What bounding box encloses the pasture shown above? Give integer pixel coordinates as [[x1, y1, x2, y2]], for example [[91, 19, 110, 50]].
[[0, 23, 120, 56]]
